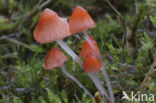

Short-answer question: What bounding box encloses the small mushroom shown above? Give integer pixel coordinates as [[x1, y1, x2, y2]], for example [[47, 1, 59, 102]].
[[69, 6, 95, 34], [80, 37, 115, 103], [44, 47, 67, 70], [33, 8, 70, 44], [34, 8, 82, 67], [69, 6, 97, 54], [80, 36, 101, 58], [84, 54, 102, 73], [44, 47, 93, 98], [84, 54, 111, 102]]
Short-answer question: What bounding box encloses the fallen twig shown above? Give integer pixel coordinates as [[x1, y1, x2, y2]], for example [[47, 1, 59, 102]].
[[105, 0, 121, 16], [39, 0, 52, 9], [141, 54, 156, 88], [6, 37, 30, 49], [0, 52, 17, 59], [0, 31, 22, 40]]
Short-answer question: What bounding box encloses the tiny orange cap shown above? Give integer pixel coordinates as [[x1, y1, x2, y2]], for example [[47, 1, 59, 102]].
[[80, 36, 101, 58], [84, 54, 102, 73], [33, 8, 70, 44], [44, 47, 67, 70], [69, 6, 95, 34]]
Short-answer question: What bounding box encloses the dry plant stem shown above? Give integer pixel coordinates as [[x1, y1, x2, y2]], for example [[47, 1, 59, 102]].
[[0, 52, 17, 59], [83, 30, 115, 103], [57, 40, 83, 67], [141, 54, 156, 88], [61, 65, 93, 99], [6, 38, 30, 49], [102, 66, 115, 103], [105, 0, 121, 16], [39, 0, 52, 9], [88, 73, 111, 102]]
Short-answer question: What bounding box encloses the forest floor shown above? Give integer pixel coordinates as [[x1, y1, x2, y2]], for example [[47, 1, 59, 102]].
[[0, 0, 156, 103]]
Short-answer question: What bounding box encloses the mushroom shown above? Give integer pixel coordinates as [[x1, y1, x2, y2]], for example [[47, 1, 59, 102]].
[[80, 36, 115, 103], [83, 54, 111, 102], [33, 8, 82, 67], [69, 6, 95, 34], [44, 47, 93, 98], [80, 36, 101, 58], [69, 6, 98, 55]]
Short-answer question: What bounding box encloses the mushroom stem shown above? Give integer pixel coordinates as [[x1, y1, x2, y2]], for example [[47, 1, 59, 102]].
[[57, 39, 83, 67], [102, 66, 115, 103], [87, 73, 111, 102], [61, 65, 93, 99]]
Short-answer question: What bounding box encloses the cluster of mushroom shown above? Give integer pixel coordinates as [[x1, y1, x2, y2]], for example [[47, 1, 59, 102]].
[[33, 6, 115, 103]]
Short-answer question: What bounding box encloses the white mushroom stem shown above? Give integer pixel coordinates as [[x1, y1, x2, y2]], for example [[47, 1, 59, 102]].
[[87, 73, 111, 102], [102, 66, 115, 103], [57, 39, 83, 67], [61, 65, 93, 99], [83, 30, 115, 103]]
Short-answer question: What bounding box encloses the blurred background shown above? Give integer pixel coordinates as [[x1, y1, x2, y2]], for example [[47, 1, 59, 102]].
[[0, 0, 156, 103]]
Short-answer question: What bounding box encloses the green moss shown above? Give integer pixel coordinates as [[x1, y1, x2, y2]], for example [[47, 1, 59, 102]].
[[0, 0, 156, 102]]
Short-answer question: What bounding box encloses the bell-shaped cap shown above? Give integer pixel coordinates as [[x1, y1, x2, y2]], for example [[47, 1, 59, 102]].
[[44, 47, 67, 70], [69, 6, 95, 34], [33, 8, 71, 44], [80, 36, 101, 58], [84, 54, 102, 73]]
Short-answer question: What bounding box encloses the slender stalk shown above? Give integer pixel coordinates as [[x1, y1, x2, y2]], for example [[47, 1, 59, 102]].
[[57, 39, 83, 67], [102, 66, 115, 103], [61, 65, 93, 99], [105, 0, 121, 16], [88, 73, 111, 102]]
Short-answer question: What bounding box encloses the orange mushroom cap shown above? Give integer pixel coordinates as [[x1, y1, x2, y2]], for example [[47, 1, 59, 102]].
[[44, 47, 67, 70], [33, 8, 71, 44], [84, 54, 102, 73], [69, 6, 95, 34], [80, 36, 101, 58]]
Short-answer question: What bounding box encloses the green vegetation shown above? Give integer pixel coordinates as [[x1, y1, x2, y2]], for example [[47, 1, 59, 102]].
[[0, 0, 156, 103]]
